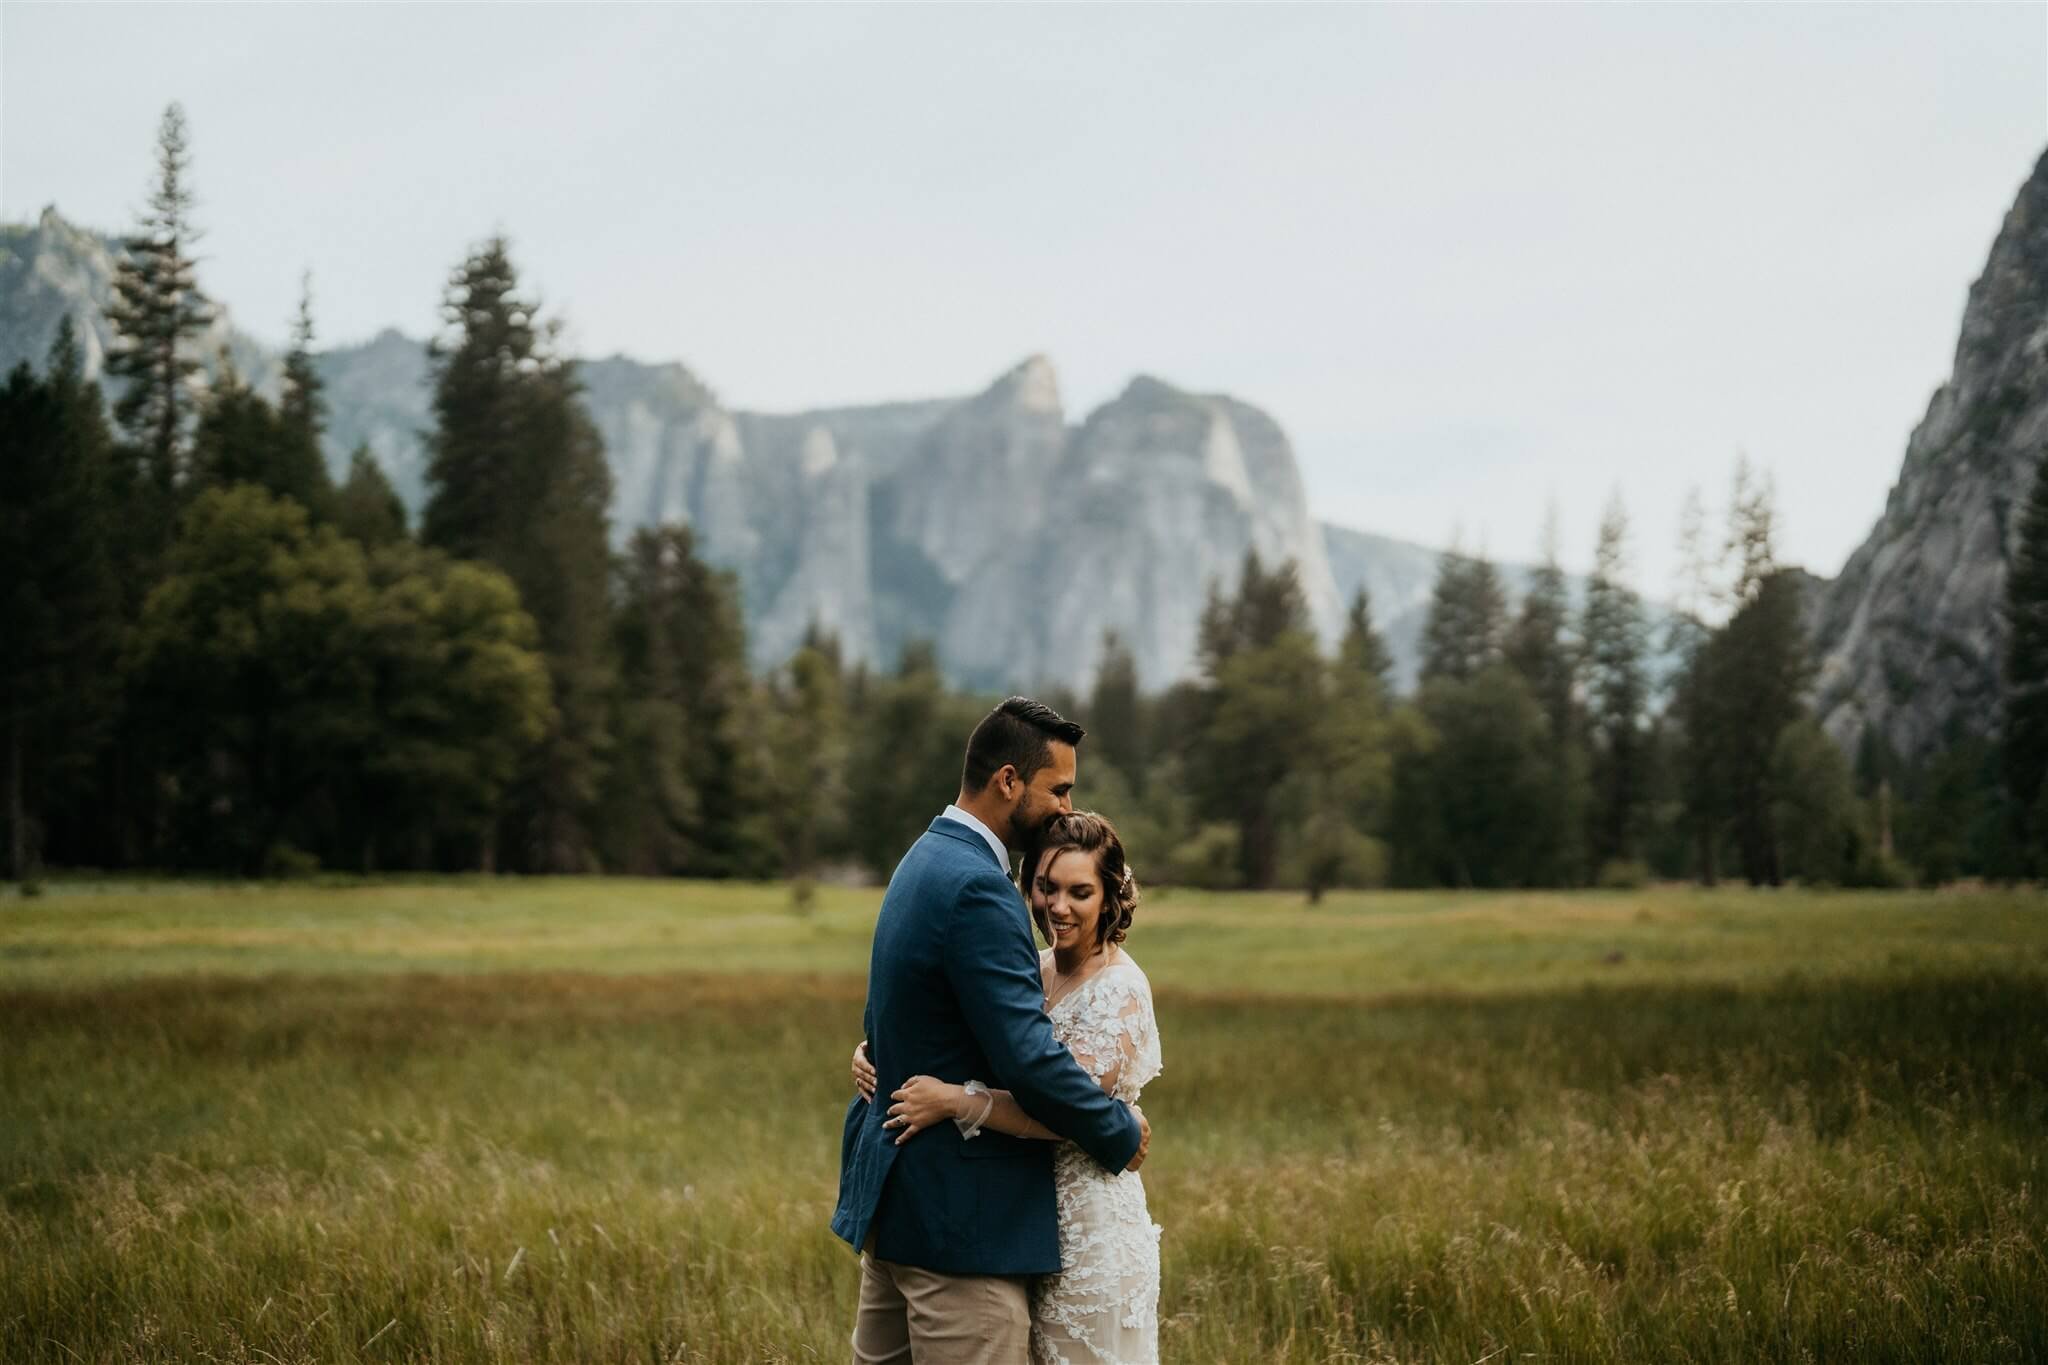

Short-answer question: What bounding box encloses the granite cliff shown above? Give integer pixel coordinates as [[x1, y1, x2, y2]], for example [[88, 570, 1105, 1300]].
[[1809, 151, 2048, 763]]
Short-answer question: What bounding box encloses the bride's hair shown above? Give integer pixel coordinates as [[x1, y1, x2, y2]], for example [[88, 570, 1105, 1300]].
[[1019, 811, 1140, 949]]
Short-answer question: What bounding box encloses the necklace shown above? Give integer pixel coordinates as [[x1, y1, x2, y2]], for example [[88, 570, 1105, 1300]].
[[1046, 947, 1112, 1010]]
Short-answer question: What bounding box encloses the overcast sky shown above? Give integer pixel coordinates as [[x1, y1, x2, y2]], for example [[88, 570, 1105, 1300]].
[[5, 3, 2044, 594]]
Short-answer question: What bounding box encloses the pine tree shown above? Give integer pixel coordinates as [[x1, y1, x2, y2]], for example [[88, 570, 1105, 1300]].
[[1419, 546, 1507, 684], [1391, 666, 1556, 888], [280, 272, 326, 447], [1582, 492, 1650, 871], [603, 526, 766, 877], [189, 342, 331, 518], [190, 353, 283, 490], [1727, 456, 1777, 603], [1668, 483, 1722, 881], [769, 639, 850, 903], [423, 239, 552, 562], [1300, 589, 1396, 898], [1339, 588, 1395, 704], [847, 641, 975, 879], [1198, 550, 1310, 672], [1205, 629, 1324, 888], [602, 528, 700, 875], [1239, 553, 1310, 653], [1506, 506, 1576, 744], [1711, 570, 1812, 884], [334, 445, 408, 546], [96, 109, 211, 863], [1694, 467, 1812, 885], [0, 321, 121, 880], [274, 272, 335, 518], [421, 238, 615, 871], [1506, 507, 1589, 883], [2002, 444, 2048, 872], [1193, 555, 1322, 888], [1089, 630, 1145, 782], [106, 103, 211, 495], [1667, 484, 1715, 665]]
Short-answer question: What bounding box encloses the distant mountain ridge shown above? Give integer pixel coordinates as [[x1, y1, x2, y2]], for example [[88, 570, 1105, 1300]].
[[22, 141, 2047, 736], [3, 203, 1696, 695]]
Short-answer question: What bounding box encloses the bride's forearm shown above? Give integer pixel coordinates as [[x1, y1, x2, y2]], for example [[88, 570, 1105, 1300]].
[[977, 1088, 1062, 1142]]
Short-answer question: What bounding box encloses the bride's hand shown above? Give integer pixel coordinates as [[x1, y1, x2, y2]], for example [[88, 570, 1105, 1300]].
[[886, 1075, 965, 1145], [851, 1040, 877, 1101]]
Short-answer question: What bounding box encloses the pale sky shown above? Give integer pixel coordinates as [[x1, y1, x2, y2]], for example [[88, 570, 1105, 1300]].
[[4, 3, 2044, 595]]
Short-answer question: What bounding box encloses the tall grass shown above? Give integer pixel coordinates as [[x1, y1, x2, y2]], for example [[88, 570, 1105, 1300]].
[[1, 884, 2044, 1361]]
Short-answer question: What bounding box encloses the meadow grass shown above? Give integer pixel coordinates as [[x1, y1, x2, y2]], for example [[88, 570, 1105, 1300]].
[[1, 882, 2044, 1362], [6, 878, 2045, 993]]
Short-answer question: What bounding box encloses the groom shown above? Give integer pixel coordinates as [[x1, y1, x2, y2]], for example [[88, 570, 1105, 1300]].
[[831, 696, 1149, 1363]]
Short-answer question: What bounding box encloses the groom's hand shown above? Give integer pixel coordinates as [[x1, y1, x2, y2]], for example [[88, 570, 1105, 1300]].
[[1124, 1105, 1151, 1172], [851, 1040, 877, 1101]]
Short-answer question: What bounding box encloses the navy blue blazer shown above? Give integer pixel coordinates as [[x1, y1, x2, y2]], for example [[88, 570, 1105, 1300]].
[[830, 816, 1143, 1275]]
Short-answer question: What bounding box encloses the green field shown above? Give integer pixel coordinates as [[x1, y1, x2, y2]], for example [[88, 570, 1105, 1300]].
[[3, 881, 2045, 1363]]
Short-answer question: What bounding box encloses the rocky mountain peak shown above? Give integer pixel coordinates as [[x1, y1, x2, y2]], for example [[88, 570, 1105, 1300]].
[[3, 208, 120, 380], [1077, 375, 1258, 507], [1116, 373, 1179, 406], [985, 352, 1061, 414]]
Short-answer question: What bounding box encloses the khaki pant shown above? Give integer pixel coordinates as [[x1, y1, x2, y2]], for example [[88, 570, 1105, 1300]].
[[850, 1242, 1031, 1364]]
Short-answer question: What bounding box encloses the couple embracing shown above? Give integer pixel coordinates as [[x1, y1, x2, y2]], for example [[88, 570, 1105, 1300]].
[[831, 697, 1164, 1365]]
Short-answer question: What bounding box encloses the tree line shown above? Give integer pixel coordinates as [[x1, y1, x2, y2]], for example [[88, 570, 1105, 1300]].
[[5, 104, 2046, 890]]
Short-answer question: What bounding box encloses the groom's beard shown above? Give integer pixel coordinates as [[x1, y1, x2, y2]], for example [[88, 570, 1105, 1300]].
[[1007, 796, 1058, 852], [1001, 805, 1031, 856]]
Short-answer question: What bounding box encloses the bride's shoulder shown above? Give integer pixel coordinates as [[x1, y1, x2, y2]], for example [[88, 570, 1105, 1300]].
[[1106, 948, 1152, 992]]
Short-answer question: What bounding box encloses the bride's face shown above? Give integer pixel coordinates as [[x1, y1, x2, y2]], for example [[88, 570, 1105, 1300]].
[[1033, 848, 1104, 954]]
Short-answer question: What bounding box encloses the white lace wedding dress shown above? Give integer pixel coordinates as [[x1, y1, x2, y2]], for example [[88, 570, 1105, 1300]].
[[1033, 954, 1164, 1365]]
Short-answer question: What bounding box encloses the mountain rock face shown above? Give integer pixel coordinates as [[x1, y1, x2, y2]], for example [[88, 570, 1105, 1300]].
[[940, 374, 1346, 690], [1809, 151, 2048, 763], [312, 334, 1352, 685]]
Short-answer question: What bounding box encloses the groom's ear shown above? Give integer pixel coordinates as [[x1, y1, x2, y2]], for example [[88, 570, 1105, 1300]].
[[994, 764, 1022, 800]]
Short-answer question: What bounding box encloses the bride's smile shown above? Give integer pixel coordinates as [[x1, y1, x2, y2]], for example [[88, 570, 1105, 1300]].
[[1035, 850, 1106, 963]]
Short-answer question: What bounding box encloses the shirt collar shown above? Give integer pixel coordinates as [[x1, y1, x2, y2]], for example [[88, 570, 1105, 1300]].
[[940, 803, 1010, 872]]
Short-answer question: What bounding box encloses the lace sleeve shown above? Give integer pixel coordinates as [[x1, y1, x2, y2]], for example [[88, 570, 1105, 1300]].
[[1064, 970, 1163, 1103]]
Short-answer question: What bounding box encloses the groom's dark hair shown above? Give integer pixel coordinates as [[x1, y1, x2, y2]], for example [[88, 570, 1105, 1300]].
[[962, 696, 1085, 792]]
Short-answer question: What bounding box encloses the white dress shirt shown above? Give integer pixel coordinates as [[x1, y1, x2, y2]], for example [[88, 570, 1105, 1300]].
[[940, 803, 1011, 872]]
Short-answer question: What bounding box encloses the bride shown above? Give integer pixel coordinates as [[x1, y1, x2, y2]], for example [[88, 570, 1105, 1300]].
[[851, 810, 1164, 1365]]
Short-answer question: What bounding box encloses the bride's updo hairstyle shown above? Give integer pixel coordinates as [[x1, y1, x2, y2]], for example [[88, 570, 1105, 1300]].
[[1020, 811, 1140, 949]]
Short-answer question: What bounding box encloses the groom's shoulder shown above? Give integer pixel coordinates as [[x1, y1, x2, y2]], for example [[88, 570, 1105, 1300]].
[[886, 831, 1015, 926], [890, 824, 1001, 895]]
